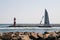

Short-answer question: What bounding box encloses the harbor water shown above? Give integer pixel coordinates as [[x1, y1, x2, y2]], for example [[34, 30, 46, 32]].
[[0, 24, 60, 33]]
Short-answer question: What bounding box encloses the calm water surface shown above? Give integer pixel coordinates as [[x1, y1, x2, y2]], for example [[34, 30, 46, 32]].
[[0, 24, 60, 33]]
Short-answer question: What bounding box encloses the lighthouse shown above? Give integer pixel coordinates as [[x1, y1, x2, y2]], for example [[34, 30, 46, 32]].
[[14, 17, 16, 27]]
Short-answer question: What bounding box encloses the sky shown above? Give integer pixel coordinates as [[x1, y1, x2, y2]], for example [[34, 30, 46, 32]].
[[0, 0, 60, 24]]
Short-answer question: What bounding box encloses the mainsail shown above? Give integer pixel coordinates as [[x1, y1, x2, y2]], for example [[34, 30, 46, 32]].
[[44, 9, 50, 26]]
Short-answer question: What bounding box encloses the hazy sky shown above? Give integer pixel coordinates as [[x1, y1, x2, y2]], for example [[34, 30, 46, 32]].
[[0, 0, 60, 24]]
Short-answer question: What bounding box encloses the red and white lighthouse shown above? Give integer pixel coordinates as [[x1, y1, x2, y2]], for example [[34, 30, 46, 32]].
[[14, 17, 16, 27]]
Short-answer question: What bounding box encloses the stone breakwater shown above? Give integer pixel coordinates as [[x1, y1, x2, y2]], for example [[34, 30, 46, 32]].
[[0, 31, 60, 40]]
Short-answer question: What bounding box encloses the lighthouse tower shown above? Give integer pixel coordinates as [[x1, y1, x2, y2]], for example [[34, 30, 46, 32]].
[[13, 17, 16, 27]]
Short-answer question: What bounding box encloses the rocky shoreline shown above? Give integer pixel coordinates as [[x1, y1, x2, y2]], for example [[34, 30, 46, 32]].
[[0, 31, 60, 40]]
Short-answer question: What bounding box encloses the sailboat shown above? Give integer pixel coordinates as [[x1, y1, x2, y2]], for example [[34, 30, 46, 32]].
[[9, 9, 52, 27], [38, 9, 51, 27]]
